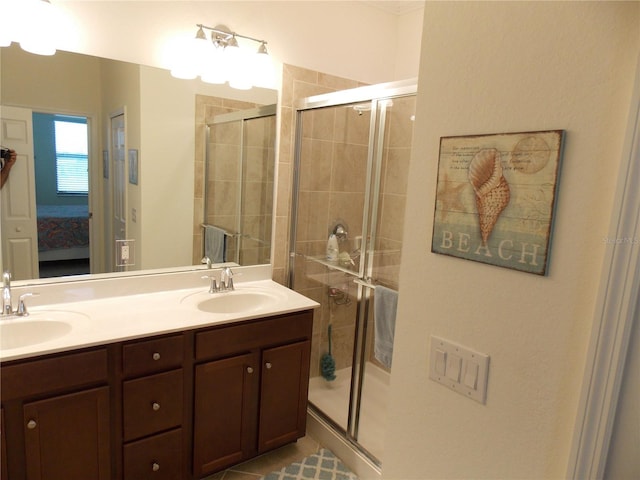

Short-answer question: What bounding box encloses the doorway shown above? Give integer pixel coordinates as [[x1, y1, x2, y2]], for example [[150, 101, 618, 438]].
[[32, 113, 90, 277]]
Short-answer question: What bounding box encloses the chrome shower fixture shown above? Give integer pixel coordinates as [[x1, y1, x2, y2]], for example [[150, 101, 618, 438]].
[[332, 223, 348, 241]]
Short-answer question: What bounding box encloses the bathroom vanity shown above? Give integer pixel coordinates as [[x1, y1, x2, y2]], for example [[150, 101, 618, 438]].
[[0, 266, 318, 479]]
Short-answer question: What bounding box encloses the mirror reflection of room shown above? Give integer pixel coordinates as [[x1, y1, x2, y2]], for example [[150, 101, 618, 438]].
[[1, 43, 277, 280]]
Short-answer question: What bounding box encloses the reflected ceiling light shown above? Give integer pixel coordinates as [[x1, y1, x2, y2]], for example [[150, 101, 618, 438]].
[[0, 0, 59, 55], [170, 24, 274, 90]]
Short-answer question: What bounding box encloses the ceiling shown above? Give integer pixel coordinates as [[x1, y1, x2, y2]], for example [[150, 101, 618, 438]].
[[361, 1, 425, 15]]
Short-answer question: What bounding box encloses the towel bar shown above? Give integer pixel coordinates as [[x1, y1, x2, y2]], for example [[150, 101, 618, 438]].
[[200, 224, 237, 237], [353, 278, 398, 291]]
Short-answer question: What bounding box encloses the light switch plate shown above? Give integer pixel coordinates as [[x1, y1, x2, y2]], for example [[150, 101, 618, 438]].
[[429, 335, 490, 404]]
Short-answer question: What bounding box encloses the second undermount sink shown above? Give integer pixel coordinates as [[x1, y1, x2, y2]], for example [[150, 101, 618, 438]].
[[0, 311, 86, 350], [181, 288, 286, 315]]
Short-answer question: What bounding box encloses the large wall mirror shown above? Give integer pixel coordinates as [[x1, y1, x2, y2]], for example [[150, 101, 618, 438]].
[[0, 43, 278, 282]]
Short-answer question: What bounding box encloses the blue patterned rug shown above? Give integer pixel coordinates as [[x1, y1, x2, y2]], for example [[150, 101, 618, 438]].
[[260, 448, 358, 480]]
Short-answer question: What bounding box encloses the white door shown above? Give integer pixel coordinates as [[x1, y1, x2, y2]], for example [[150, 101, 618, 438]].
[[0, 105, 39, 280], [110, 113, 126, 270]]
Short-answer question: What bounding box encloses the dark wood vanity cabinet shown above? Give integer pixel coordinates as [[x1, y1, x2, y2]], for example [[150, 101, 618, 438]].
[[192, 311, 313, 478], [0, 309, 313, 480], [120, 334, 186, 480], [0, 348, 111, 479]]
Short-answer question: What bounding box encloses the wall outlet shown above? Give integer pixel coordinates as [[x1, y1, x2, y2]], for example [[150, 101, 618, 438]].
[[116, 239, 135, 267], [429, 335, 490, 404]]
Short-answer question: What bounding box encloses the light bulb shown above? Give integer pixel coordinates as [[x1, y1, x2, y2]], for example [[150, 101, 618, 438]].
[[19, 0, 57, 56], [200, 44, 227, 84], [252, 43, 276, 89], [226, 38, 252, 90], [170, 28, 211, 80]]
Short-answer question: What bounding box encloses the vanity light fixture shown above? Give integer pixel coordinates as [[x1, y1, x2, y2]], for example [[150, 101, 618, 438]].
[[170, 24, 275, 90], [0, 0, 58, 56]]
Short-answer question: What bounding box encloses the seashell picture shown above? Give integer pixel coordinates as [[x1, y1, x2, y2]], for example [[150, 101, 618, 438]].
[[432, 130, 564, 275]]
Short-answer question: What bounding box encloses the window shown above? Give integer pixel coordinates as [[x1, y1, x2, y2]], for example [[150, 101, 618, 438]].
[[54, 117, 88, 194]]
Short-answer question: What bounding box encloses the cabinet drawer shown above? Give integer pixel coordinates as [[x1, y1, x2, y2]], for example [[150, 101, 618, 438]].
[[123, 370, 183, 442], [123, 428, 182, 480], [195, 310, 313, 361], [1, 348, 108, 400], [123, 334, 183, 378]]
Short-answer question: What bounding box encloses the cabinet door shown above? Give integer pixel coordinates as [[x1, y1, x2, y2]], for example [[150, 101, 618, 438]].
[[193, 352, 259, 477], [23, 387, 110, 480], [258, 340, 311, 453]]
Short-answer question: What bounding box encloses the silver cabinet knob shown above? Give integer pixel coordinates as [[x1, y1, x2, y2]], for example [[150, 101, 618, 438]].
[[27, 419, 37, 430], [152, 402, 160, 411], [152, 462, 160, 472], [265, 362, 272, 369], [247, 366, 254, 374], [152, 352, 161, 361]]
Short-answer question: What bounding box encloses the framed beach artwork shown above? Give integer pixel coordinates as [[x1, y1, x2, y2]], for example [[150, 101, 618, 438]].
[[432, 130, 565, 275]]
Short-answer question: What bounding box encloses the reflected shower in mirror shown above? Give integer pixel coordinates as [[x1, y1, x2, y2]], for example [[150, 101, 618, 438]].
[[0, 43, 277, 282], [199, 105, 276, 267]]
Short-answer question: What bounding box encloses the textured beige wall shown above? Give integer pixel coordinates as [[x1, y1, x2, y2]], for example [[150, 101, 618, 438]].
[[384, 2, 640, 479]]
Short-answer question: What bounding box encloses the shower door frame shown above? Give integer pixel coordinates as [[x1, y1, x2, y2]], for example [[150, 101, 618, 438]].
[[205, 104, 276, 264], [288, 79, 417, 468]]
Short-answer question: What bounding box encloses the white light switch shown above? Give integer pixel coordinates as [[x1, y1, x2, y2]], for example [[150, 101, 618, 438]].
[[429, 335, 490, 404], [435, 349, 446, 376], [446, 354, 461, 382], [464, 361, 479, 389]]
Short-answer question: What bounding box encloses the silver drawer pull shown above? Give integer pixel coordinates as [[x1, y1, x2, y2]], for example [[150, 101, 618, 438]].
[[152, 462, 160, 472], [152, 352, 161, 361], [247, 366, 254, 374], [265, 362, 272, 369], [27, 419, 37, 430], [152, 402, 161, 411]]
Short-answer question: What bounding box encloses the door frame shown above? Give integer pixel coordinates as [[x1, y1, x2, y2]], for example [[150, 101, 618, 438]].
[[567, 53, 640, 478]]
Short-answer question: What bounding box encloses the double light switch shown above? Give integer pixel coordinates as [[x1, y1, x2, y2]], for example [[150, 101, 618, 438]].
[[429, 335, 489, 404]]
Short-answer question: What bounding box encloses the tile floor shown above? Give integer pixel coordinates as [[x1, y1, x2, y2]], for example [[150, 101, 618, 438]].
[[202, 435, 322, 480]]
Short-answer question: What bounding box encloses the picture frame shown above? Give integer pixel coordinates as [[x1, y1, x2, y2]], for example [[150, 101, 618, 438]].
[[128, 149, 138, 185], [431, 130, 565, 275]]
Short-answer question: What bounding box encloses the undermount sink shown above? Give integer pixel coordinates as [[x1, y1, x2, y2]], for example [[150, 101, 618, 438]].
[[181, 288, 285, 314], [0, 311, 85, 350]]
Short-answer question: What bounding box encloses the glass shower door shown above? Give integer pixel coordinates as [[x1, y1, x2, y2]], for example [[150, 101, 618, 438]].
[[352, 95, 415, 462], [289, 83, 416, 467], [290, 99, 373, 435]]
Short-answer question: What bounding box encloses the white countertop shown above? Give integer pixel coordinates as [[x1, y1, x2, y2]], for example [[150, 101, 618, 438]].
[[1, 266, 319, 362]]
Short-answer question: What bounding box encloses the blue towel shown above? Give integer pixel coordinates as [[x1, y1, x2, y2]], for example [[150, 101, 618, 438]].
[[204, 225, 226, 263], [373, 285, 398, 369]]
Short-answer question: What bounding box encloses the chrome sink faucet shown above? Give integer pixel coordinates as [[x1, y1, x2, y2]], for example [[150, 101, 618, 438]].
[[202, 267, 235, 294], [221, 267, 235, 291], [3, 270, 12, 315]]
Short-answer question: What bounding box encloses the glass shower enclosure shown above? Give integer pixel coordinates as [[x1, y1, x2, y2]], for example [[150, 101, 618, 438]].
[[288, 80, 417, 467]]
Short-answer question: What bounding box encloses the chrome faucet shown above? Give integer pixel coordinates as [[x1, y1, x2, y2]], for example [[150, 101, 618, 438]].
[[201, 256, 212, 269], [202, 267, 235, 294], [3, 270, 13, 315], [221, 267, 235, 291]]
